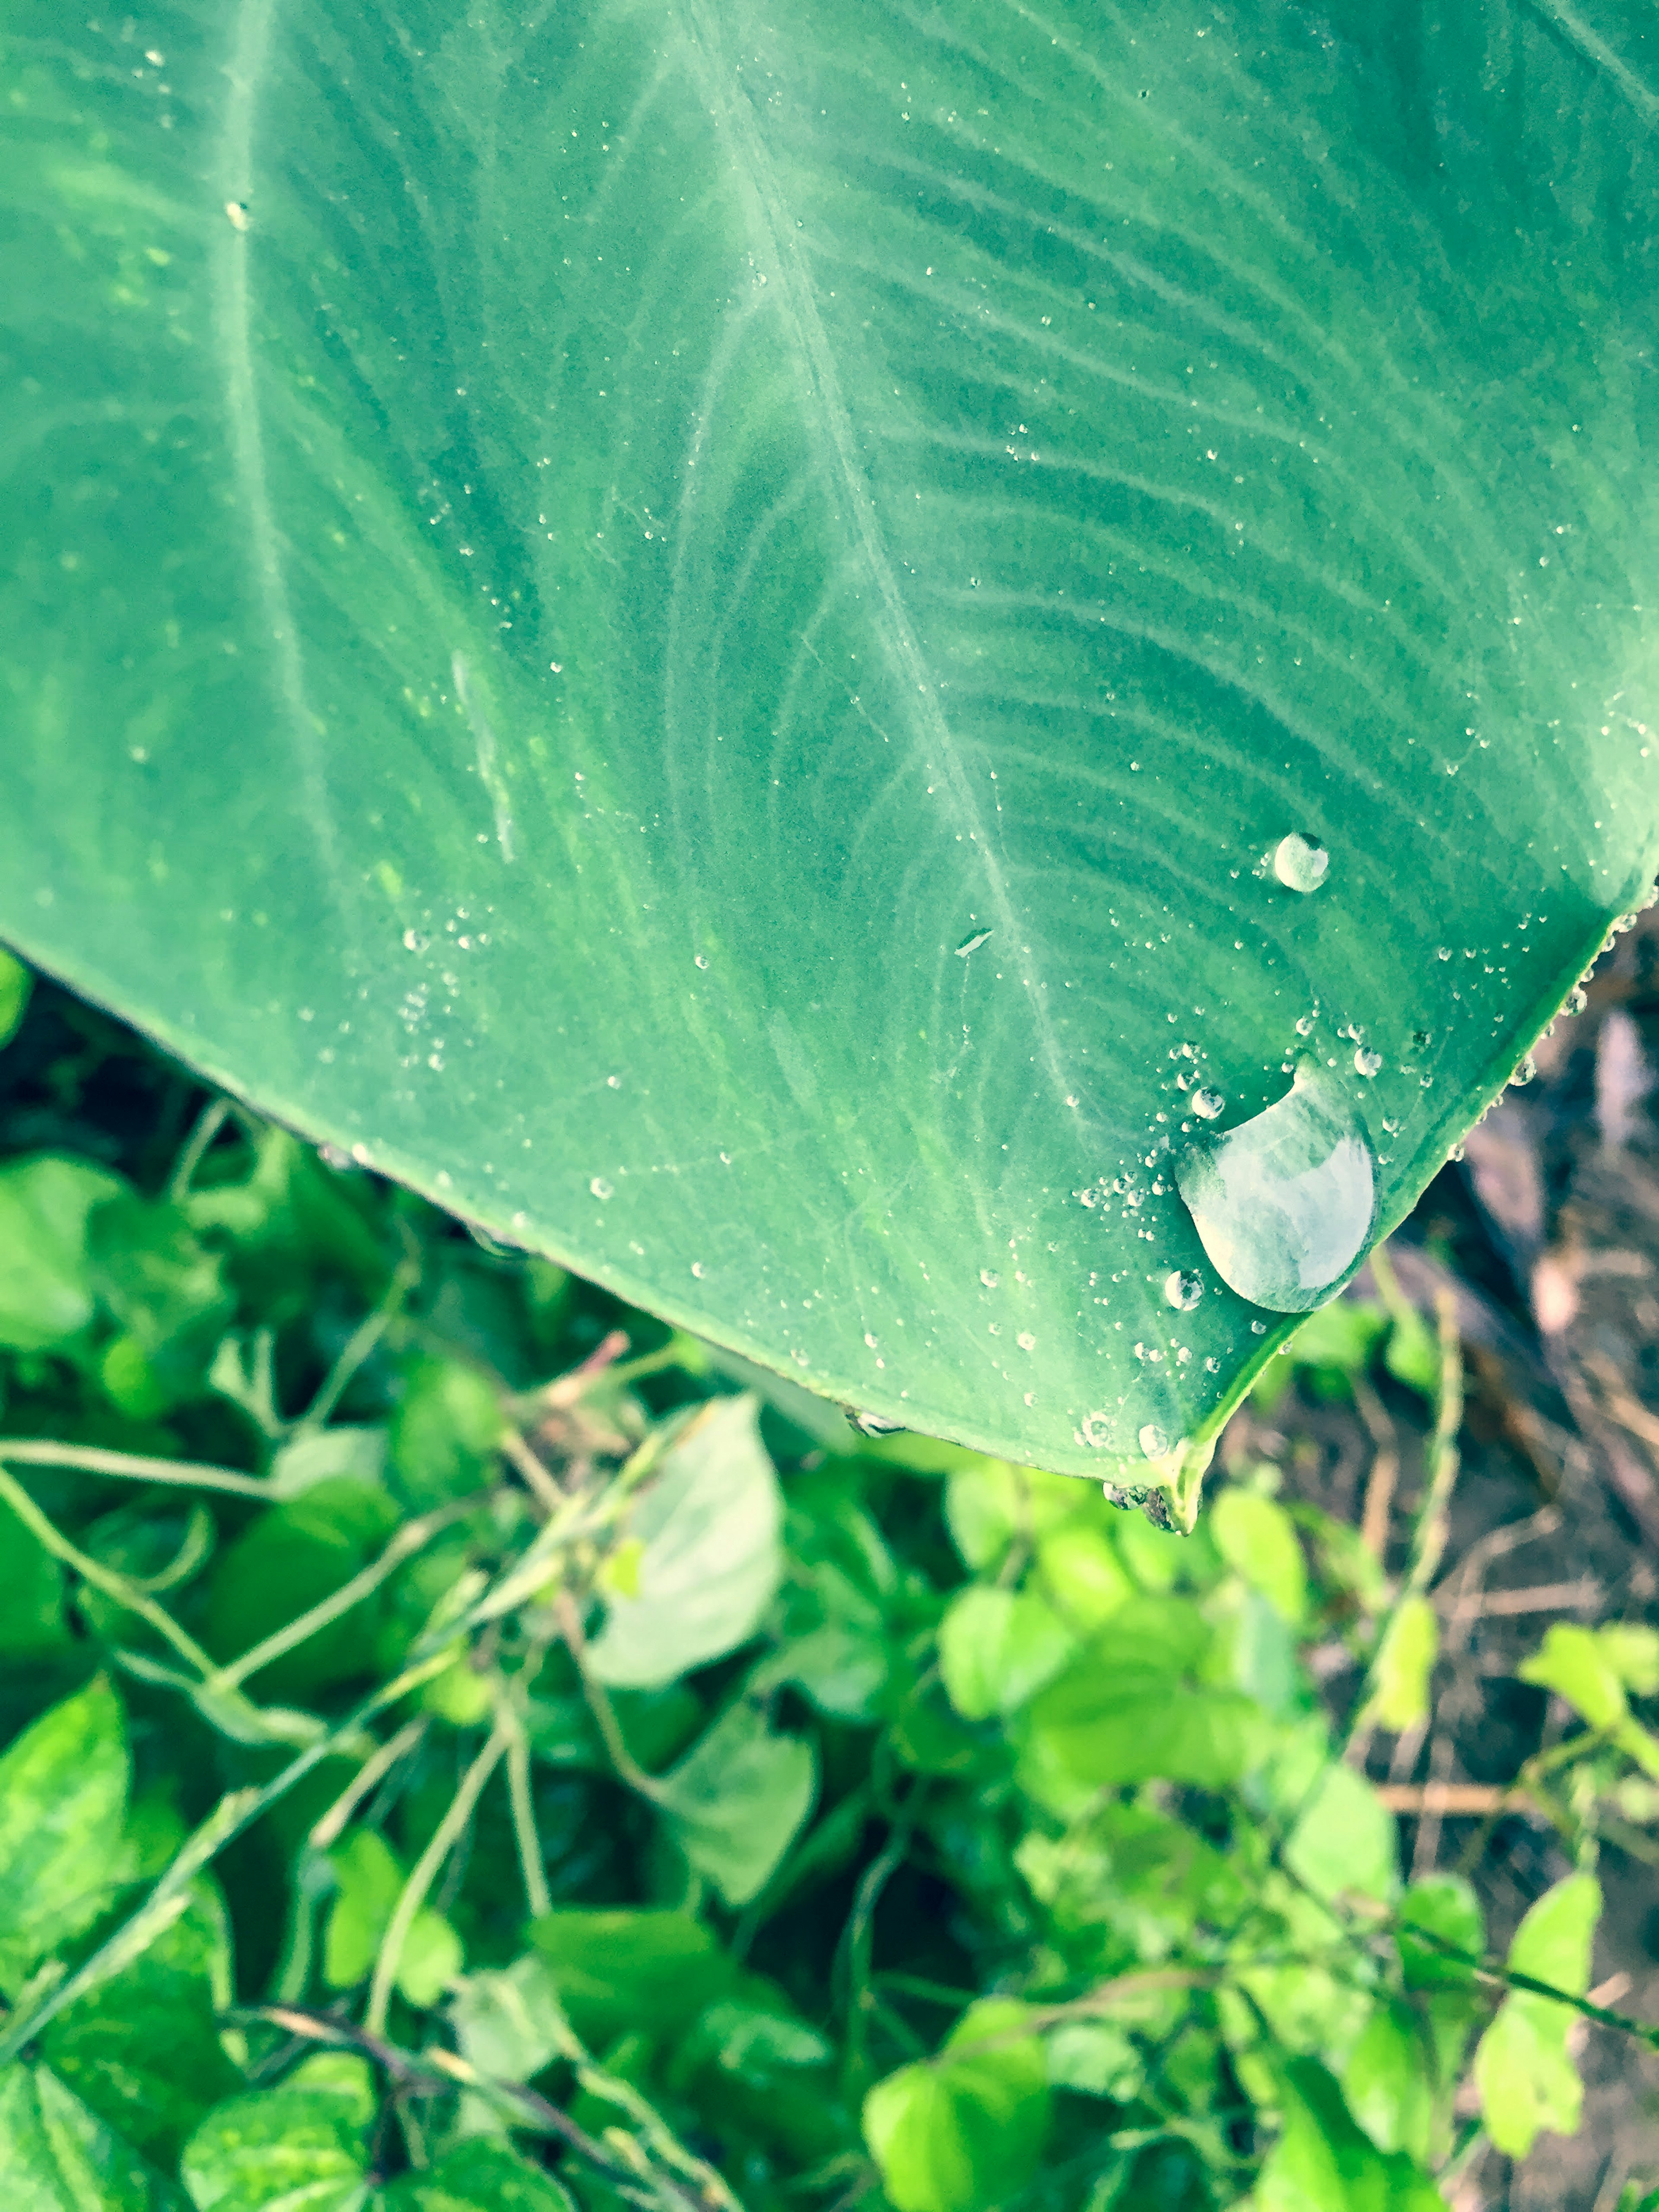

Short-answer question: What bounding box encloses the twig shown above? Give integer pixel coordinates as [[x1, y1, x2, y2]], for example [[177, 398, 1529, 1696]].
[[1376, 1780, 1531, 1816], [366, 1724, 509, 2036], [0, 1439, 270, 1499], [420, 2045, 692, 2210]]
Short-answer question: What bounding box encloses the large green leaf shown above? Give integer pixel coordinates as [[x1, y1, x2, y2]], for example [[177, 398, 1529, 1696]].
[[3, 3, 1657, 1473]]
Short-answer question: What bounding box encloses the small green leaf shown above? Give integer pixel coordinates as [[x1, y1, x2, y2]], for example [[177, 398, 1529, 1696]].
[[0, 2064, 156, 2212], [1017, 1599, 1267, 1804], [1287, 1300, 1388, 1379], [378, 2139, 575, 2212], [1367, 1596, 1439, 1734], [450, 1955, 571, 2084], [269, 1426, 389, 1500], [42, 1881, 242, 2166], [938, 1585, 1075, 1720], [0, 1676, 129, 1994], [1508, 1870, 1601, 1993], [1474, 1873, 1601, 2159], [530, 1909, 731, 2049], [389, 1358, 503, 1508], [1519, 1623, 1627, 1730], [1284, 1763, 1397, 1906], [1383, 1307, 1441, 1399], [203, 1478, 401, 1700], [322, 1828, 462, 2005], [655, 1698, 817, 1907], [86, 1192, 234, 1394], [0, 1155, 126, 1351], [1210, 1487, 1308, 1625], [1474, 1996, 1584, 2160], [1398, 1875, 1485, 1991], [1034, 1523, 1134, 1633], [943, 1462, 1081, 1573], [864, 2000, 1050, 2212], [1340, 2000, 1433, 2163], [0, 949, 32, 1049], [1253, 2057, 1446, 2212], [1600, 1622, 1659, 1697], [1046, 2021, 1144, 2101], [180, 2087, 368, 2212], [586, 1397, 781, 1688]]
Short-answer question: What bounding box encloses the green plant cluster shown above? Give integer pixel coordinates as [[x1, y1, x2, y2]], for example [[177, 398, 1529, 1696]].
[[0, 964, 1656, 2212]]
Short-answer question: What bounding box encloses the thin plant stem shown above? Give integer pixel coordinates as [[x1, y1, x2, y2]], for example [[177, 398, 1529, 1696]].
[[0, 1439, 270, 1499], [167, 1096, 233, 1200], [308, 1717, 429, 1851], [500, 1427, 566, 1513], [366, 1723, 509, 2035], [0, 1650, 453, 2065], [1404, 1287, 1465, 1598], [296, 1229, 422, 1433], [0, 1464, 218, 1679], [554, 1588, 662, 1798], [502, 1697, 553, 1919], [1352, 1376, 1399, 1565], [210, 1494, 484, 1693]]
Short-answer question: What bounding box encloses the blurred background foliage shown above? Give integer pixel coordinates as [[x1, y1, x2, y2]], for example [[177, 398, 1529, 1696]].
[[0, 947, 1658, 2212]]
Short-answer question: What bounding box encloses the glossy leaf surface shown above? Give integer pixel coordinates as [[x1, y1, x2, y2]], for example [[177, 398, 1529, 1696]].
[[5, 2, 1659, 1468]]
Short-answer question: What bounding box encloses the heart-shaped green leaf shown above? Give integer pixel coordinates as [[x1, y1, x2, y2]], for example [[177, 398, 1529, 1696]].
[[3, 4, 1656, 1476]]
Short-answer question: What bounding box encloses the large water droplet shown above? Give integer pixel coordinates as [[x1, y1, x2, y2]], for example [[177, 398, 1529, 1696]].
[[1138, 1422, 1170, 1459], [1354, 1047, 1382, 1079], [1273, 833, 1328, 894], [1191, 1087, 1226, 1120], [980, 1268, 1000, 1288], [589, 1176, 614, 1200], [1173, 1062, 1376, 1313], [1164, 1268, 1203, 1311], [1511, 1052, 1536, 1087]]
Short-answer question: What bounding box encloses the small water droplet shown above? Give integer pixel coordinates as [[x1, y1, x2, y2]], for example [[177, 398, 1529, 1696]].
[[1272, 833, 1328, 894], [1017, 1330, 1036, 1351], [1354, 1048, 1382, 1078], [1078, 1411, 1113, 1449], [1204, 1355, 1220, 1373], [1250, 1319, 1267, 1334], [1511, 1053, 1537, 1087], [403, 928, 428, 953], [1566, 986, 1587, 1016], [1138, 1422, 1170, 1459], [1447, 1141, 1465, 1162], [1191, 1087, 1226, 1120], [695, 953, 709, 969], [690, 1261, 706, 1278], [1295, 1014, 1316, 1037], [955, 928, 993, 957], [980, 1268, 1000, 1288], [589, 1177, 614, 1199], [1436, 947, 1451, 961], [1164, 1268, 1203, 1311], [1175, 1062, 1376, 1312], [607, 1074, 622, 1089]]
